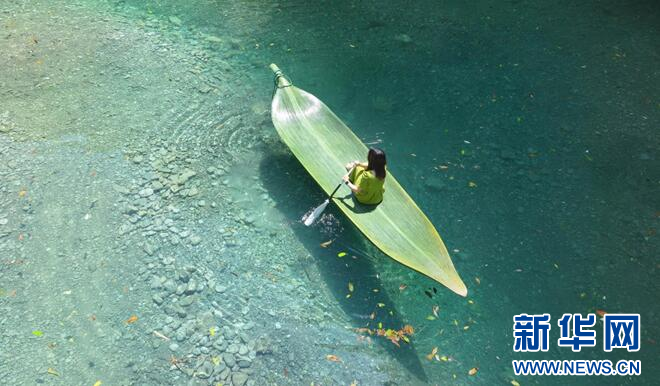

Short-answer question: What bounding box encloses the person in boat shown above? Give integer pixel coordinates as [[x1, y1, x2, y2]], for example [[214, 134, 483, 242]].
[[343, 148, 386, 205]]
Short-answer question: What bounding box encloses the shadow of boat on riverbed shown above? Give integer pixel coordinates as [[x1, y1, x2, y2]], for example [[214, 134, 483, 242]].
[[259, 149, 428, 383]]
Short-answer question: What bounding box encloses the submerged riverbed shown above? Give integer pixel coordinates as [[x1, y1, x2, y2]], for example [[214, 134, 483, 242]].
[[0, 0, 658, 385]]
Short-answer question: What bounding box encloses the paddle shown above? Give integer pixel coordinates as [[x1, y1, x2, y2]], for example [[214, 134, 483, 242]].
[[303, 167, 354, 226]]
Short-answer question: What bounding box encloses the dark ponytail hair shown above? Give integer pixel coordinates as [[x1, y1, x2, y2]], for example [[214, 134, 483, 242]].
[[367, 148, 387, 180]]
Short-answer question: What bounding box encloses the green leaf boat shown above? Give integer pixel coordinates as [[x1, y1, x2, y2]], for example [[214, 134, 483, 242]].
[[269, 64, 467, 297]]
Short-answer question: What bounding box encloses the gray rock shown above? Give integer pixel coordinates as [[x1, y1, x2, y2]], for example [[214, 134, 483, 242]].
[[169, 343, 179, 351], [238, 359, 251, 368], [152, 294, 164, 305], [163, 279, 177, 293], [238, 344, 248, 355], [227, 343, 238, 354], [179, 295, 194, 307], [185, 279, 197, 294], [139, 188, 154, 197], [169, 16, 182, 26], [214, 284, 227, 293], [190, 234, 202, 245], [197, 361, 213, 379], [175, 329, 186, 342], [223, 353, 236, 368], [232, 372, 249, 386]]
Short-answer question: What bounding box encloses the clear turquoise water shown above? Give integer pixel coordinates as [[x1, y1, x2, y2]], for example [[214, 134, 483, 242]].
[[0, 0, 657, 385]]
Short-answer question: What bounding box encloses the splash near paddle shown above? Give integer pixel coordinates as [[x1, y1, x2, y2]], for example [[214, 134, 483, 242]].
[[269, 64, 467, 296]]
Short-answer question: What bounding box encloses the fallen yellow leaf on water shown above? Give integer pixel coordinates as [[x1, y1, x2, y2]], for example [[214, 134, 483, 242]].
[[47, 368, 59, 376], [426, 347, 438, 361], [209, 327, 216, 336], [377, 303, 385, 308], [18, 190, 27, 197], [345, 294, 351, 298], [369, 312, 376, 320], [93, 381, 102, 386], [463, 325, 470, 330], [212, 356, 221, 366], [453, 319, 459, 326], [32, 330, 43, 337], [426, 315, 436, 321], [320, 240, 333, 248], [440, 355, 448, 362], [125, 315, 138, 324], [511, 380, 520, 386], [337, 252, 347, 257], [468, 299, 474, 304], [475, 277, 481, 285], [468, 367, 478, 376], [348, 282, 354, 292], [468, 181, 477, 188], [326, 354, 341, 362]]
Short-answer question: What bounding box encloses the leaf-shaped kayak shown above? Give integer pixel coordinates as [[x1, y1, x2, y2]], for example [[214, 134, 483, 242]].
[[269, 64, 467, 297]]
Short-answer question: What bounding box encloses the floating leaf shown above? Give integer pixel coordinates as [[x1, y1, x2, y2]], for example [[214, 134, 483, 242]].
[[350, 381, 358, 386], [426, 315, 436, 321], [93, 381, 102, 386], [212, 356, 221, 366], [337, 252, 347, 258], [468, 299, 474, 305], [399, 284, 407, 291], [125, 315, 138, 324], [511, 380, 520, 386], [47, 368, 59, 376], [440, 355, 449, 362], [209, 327, 216, 337], [18, 189, 27, 197], [348, 282, 354, 292], [475, 277, 481, 285], [369, 312, 376, 320], [32, 330, 43, 337], [345, 293, 351, 298], [453, 319, 459, 326], [426, 347, 438, 361], [320, 240, 333, 248], [270, 65, 467, 297], [468, 367, 478, 376], [463, 325, 470, 331], [378, 322, 383, 329], [326, 354, 341, 362], [468, 181, 477, 188], [377, 303, 385, 308]]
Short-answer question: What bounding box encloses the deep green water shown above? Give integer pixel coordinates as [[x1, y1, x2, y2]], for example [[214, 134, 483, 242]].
[[0, 0, 658, 385]]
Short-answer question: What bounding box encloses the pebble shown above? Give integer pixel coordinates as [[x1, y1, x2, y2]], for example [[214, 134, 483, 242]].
[[0, 218, 8, 225], [169, 16, 182, 26], [223, 353, 236, 368], [232, 372, 249, 386], [152, 294, 164, 305], [215, 284, 227, 293], [169, 343, 179, 351], [190, 235, 202, 245], [139, 188, 154, 197]]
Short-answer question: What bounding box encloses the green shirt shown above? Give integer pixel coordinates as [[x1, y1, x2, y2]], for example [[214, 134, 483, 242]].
[[349, 165, 385, 205]]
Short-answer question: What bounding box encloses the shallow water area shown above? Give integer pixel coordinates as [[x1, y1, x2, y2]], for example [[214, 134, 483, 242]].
[[1, 0, 658, 385]]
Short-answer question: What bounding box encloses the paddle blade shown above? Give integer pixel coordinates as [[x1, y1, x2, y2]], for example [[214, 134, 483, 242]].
[[303, 199, 329, 226]]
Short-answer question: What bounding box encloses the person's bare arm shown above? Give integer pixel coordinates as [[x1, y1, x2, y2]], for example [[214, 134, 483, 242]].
[[342, 174, 361, 193]]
